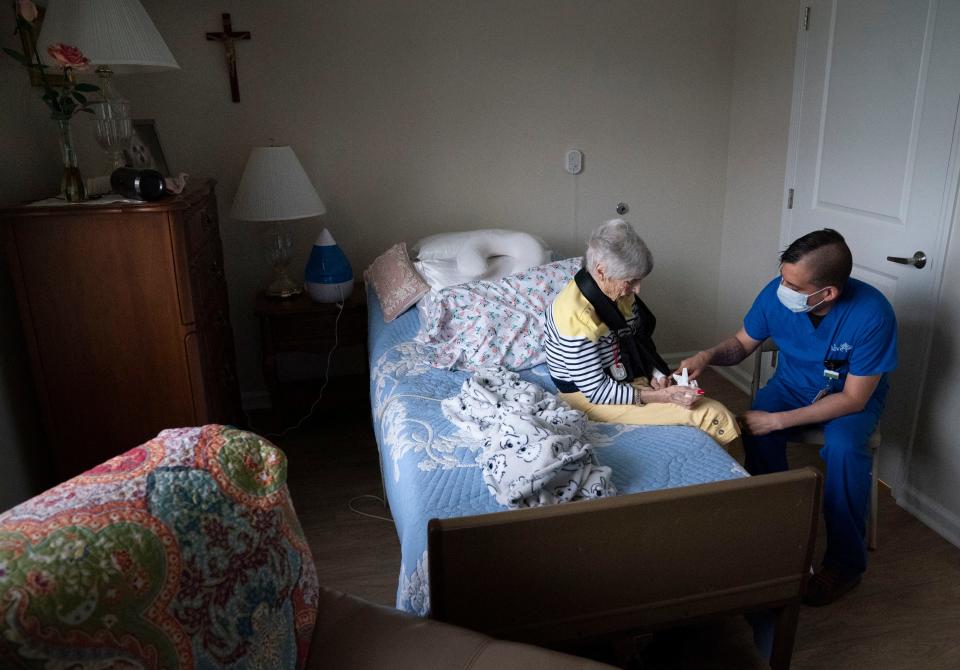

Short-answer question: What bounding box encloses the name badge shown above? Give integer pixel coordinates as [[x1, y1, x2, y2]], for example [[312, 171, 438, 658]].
[[823, 368, 840, 380]]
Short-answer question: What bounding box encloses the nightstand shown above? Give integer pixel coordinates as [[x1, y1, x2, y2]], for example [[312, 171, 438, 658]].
[[255, 288, 368, 419]]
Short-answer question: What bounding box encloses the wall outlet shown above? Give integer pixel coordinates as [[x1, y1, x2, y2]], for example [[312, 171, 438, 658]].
[[565, 149, 583, 175]]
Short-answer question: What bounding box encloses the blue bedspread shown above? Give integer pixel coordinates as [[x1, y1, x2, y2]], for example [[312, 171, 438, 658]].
[[367, 288, 748, 614]]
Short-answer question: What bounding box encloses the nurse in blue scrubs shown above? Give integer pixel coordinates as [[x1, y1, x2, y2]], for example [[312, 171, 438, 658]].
[[679, 228, 897, 607]]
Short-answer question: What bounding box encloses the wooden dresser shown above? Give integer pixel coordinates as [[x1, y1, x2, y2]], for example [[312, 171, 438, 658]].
[[1, 179, 241, 482]]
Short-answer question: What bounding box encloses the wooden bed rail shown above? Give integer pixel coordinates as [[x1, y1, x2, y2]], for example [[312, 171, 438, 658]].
[[428, 468, 822, 669]]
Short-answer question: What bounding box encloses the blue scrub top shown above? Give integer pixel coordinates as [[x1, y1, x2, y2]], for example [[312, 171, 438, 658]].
[[744, 276, 898, 407]]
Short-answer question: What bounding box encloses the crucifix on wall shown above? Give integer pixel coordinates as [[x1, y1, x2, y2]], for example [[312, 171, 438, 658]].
[[206, 13, 250, 103]]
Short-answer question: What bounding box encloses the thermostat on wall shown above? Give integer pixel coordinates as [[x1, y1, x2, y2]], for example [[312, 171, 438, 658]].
[[565, 149, 583, 175]]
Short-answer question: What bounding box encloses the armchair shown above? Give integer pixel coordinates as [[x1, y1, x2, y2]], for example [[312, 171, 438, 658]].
[[0, 426, 610, 669]]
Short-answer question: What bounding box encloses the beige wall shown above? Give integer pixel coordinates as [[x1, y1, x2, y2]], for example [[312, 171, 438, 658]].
[[0, 35, 59, 508], [714, 0, 799, 387], [96, 0, 737, 400]]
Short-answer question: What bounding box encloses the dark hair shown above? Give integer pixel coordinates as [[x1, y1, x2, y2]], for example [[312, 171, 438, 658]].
[[780, 228, 852, 289]]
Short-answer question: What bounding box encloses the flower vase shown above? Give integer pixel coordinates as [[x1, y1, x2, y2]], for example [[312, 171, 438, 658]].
[[56, 118, 85, 202]]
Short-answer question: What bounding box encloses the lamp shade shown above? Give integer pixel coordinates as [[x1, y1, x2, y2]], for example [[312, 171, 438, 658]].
[[231, 146, 326, 222], [38, 0, 179, 73]]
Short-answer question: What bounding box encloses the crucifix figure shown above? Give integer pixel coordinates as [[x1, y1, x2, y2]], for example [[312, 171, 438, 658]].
[[206, 13, 250, 103]]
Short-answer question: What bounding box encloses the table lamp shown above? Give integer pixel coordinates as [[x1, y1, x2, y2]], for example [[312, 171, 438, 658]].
[[232, 146, 326, 299], [38, 0, 180, 173]]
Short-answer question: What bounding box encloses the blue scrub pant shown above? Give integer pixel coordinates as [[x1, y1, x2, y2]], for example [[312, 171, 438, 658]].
[[745, 380, 882, 575]]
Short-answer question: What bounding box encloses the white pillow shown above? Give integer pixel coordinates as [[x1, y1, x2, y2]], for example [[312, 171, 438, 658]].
[[414, 257, 467, 291], [411, 229, 551, 290], [413, 256, 520, 291]]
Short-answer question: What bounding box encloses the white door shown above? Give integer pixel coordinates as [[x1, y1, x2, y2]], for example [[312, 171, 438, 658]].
[[782, 0, 960, 492]]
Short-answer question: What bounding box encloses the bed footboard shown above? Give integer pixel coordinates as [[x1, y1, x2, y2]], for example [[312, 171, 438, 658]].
[[428, 468, 821, 669]]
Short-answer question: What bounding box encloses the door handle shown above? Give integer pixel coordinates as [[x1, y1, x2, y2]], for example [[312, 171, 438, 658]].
[[886, 251, 927, 269]]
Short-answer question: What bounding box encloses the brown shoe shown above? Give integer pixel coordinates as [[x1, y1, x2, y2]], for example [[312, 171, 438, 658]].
[[803, 566, 862, 606]]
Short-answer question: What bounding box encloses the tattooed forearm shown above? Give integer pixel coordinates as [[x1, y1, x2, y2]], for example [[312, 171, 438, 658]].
[[706, 337, 748, 366]]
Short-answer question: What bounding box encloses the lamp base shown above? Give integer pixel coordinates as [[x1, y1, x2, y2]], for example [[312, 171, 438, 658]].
[[265, 272, 303, 299], [93, 68, 132, 177], [263, 224, 302, 298]]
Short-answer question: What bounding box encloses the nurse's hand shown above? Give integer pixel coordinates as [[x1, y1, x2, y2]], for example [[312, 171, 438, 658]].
[[739, 410, 783, 436], [677, 351, 711, 380]]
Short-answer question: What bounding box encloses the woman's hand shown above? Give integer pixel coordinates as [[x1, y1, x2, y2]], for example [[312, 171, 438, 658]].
[[649, 375, 673, 390], [645, 385, 699, 408]]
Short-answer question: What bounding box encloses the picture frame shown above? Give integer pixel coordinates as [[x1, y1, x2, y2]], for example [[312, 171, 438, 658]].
[[18, 6, 67, 88], [124, 119, 171, 176]]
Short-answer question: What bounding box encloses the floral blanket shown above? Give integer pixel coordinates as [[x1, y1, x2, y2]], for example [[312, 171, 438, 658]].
[[416, 257, 582, 371], [0, 425, 318, 670]]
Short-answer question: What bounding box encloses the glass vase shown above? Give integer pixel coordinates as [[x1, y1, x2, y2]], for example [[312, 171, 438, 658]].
[[56, 118, 86, 202]]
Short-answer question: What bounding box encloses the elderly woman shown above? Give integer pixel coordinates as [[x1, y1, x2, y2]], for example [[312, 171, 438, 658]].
[[545, 219, 739, 447]]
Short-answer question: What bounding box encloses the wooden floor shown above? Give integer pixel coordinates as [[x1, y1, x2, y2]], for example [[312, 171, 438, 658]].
[[268, 368, 960, 669]]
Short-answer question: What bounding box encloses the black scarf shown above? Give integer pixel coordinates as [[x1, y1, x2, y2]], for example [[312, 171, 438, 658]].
[[574, 268, 669, 382]]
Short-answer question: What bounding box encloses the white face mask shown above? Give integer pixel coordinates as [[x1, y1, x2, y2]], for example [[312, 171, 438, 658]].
[[777, 282, 828, 314]]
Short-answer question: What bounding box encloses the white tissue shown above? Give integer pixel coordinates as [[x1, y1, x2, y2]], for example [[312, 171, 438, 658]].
[[672, 367, 699, 389], [165, 173, 189, 194]]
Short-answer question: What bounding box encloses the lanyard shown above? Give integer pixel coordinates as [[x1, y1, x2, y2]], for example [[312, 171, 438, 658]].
[[610, 337, 629, 381]]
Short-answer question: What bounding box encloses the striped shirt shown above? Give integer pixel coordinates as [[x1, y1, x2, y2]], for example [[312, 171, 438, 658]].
[[546, 279, 644, 405]]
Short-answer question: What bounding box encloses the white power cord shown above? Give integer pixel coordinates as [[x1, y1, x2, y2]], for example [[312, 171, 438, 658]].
[[348, 494, 393, 522], [244, 298, 345, 439], [244, 296, 395, 524]]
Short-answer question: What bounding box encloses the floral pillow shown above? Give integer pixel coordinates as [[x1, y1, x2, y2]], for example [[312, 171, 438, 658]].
[[416, 257, 582, 371], [365, 242, 431, 322]]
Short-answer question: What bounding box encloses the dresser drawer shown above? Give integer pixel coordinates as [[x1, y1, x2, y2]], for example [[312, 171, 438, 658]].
[[174, 200, 225, 325], [189, 241, 229, 318], [184, 201, 219, 257]]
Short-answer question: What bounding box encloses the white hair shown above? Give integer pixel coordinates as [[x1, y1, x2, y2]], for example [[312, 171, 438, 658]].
[[584, 219, 653, 280]]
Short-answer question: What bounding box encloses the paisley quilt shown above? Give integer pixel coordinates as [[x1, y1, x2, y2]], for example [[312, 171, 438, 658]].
[[368, 286, 749, 616], [0, 425, 318, 670]]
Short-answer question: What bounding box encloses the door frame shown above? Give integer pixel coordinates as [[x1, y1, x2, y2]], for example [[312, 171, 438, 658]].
[[778, 0, 960, 499]]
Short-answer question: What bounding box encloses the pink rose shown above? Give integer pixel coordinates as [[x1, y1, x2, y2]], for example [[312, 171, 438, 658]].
[[16, 0, 38, 22], [46, 43, 90, 70]]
